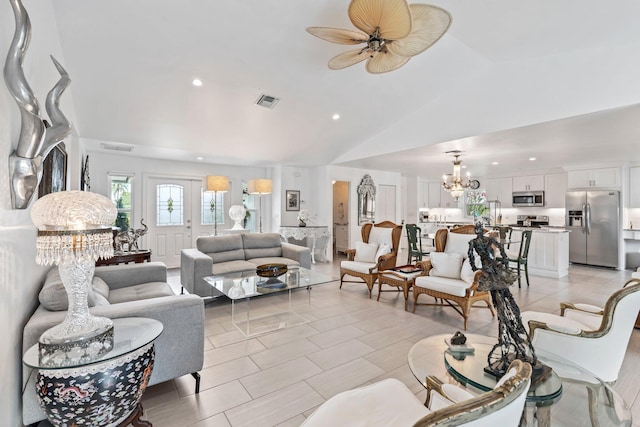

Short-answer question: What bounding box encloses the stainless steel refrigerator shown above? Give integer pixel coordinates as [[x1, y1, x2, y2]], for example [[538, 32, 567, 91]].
[[566, 190, 619, 268]]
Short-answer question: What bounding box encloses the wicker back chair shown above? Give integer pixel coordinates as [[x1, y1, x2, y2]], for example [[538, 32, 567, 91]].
[[340, 221, 402, 297]]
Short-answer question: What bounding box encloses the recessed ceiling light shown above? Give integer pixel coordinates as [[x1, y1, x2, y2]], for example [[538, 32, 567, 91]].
[[529, 157, 536, 161], [192, 78, 203, 87], [492, 161, 499, 165], [461, 165, 467, 169], [196, 156, 203, 161], [332, 113, 340, 120]]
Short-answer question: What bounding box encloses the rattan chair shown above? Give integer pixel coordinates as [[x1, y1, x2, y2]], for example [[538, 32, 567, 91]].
[[339, 221, 402, 298], [413, 225, 495, 330]]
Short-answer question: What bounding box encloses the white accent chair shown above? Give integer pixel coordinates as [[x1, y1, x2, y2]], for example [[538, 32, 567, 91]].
[[521, 278, 640, 384], [301, 360, 532, 427], [340, 221, 402, 298], [413, 225, 495, 330]]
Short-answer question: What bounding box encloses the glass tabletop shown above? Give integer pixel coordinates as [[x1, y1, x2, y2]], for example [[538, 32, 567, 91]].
[[203, 266, 334, 300], [24, 317, 163, 369]]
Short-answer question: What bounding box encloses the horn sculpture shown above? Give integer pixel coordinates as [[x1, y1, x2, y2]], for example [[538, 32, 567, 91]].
[[4, 0, 73, 209]]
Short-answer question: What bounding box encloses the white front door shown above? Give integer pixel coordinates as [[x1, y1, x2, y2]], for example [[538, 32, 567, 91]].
[[146, 177, 209, 267]]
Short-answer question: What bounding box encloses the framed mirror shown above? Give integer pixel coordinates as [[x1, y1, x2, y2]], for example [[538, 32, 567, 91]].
[[357, 174, 376, 225]]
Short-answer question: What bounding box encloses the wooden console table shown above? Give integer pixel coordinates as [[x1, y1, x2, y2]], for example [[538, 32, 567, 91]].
[[96, 250, 152, 266]]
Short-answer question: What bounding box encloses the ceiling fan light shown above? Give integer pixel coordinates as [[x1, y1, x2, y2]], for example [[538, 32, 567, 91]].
[[348, 0, 412, 40]]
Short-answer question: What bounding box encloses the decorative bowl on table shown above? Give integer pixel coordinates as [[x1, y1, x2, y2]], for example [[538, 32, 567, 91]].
[[256, 263, 288, 278]]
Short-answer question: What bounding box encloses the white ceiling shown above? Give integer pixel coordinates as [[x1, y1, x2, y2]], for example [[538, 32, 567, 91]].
[[48, 0, 640, 179]]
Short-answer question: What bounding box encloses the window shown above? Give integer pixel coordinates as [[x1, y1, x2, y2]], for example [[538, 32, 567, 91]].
[[109, 174, 133, 231], [157, 184, 184, 226], [201, 188, 225, 225], [465, 189, 488, 219]]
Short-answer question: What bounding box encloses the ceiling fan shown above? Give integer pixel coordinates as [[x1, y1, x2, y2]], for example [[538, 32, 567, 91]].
[[307, 0, 451, 74]]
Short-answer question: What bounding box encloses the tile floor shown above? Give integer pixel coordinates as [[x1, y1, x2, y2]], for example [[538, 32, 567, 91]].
[[133, 254, 640, 427], [38, 254, 640, 426]]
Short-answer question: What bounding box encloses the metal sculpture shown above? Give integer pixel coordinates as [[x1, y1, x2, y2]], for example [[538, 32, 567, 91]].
[[467, 222, 545, 380], [4, 0, 73, 209], [115, 220, 148, 253]]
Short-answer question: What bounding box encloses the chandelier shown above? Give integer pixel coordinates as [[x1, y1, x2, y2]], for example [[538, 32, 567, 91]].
[[442, 151, 471, 201]]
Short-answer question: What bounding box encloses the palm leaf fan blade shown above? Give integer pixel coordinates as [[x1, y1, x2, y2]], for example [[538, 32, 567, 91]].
[[348, 0, 412, 40], [366, 48, 409, 74], [306, 27, 369, 45], [386, 4, 451, 58], [328, 48, 373, 70]]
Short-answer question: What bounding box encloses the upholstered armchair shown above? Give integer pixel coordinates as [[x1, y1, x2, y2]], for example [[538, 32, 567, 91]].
[[413, 225, 495, 329], [340, 221, 402, 298], [521, 278, 640, 384], [301, 360, 532, 427]]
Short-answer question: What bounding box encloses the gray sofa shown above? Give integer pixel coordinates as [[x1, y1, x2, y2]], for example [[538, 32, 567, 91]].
[[22, 262, 205, 426], [181, 232, 312, 297]]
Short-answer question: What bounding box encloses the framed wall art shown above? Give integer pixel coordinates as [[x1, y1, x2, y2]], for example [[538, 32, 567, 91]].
[[39, 142, 67, 197], [286, 190, 300, 211]]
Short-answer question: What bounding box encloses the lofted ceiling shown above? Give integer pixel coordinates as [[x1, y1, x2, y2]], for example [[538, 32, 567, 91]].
[[47, 0, 640, 179]]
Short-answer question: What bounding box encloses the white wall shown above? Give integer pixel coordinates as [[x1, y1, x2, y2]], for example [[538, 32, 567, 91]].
[[0, 1, 76, 425]]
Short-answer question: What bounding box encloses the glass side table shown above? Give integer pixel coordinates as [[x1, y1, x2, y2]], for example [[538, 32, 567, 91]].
[[24, 317, 163, 427]]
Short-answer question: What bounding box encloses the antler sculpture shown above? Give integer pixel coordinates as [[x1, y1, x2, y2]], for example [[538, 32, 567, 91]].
[[4, 0, 73, 209]]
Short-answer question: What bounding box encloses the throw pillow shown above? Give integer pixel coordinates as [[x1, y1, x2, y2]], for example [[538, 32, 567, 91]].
[[460, 251, 482, 284], [369, 226, 393, 248], [92, 276, 110, 300], [354, 241, 379, 263], [429, 252, 463, 279], [39, 268, 98, 311], [444, 232, 476, 258], [374, 242, 391, 262]]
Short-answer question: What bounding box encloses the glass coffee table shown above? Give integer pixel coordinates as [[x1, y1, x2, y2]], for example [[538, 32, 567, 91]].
[[204, 266, 333, 337], [408, 334, 632, 426]]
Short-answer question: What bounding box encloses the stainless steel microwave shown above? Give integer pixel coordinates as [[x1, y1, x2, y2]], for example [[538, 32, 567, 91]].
[[512, 191, 545, 207]]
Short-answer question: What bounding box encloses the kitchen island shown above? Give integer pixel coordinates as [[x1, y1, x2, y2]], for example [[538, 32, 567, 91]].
[[510, 227, 570, 279]]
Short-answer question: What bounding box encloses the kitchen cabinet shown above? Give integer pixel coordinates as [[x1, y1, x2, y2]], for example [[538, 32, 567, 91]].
[[630, 167, 640, 208], [484, 177, 513, 208], [418, 180, 429, 208], [544, 173, 568, 208], [427, 182, 443, 208], [512, 175, 545, 192], [334, 224, 348, 253], [567, 168, 620, 189], [508, 229, 569, 278], [440, 186, 463, 208]]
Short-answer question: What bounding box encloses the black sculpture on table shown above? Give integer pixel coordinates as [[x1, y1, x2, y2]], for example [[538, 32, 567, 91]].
[[467, 223, 546, 380]]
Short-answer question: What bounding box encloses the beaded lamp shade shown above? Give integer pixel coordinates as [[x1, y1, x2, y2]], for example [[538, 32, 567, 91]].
[[31, 191, 118, 367]]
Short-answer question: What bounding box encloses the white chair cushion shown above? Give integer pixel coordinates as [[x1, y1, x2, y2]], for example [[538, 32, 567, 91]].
[[354, 241, 379, 263], [460, 253, 481, 284], [415, 275, 470, 297], [444, 232, 476, 258], [341, 260, 378, 274], [374, 242, 391, 261], [632, 271, 640, 279], [301, 378, 430, 427], [429, 252, 463, 279], [369, 226, 393, 248], [562, 309, 603, 330], [520, 311, 594, 334]]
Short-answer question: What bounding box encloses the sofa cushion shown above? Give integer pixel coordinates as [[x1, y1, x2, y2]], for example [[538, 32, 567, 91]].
[[211, 260, 257, 276], [39, 268, 99, 311], [197, 234, 246, 263], [108, 282, 175, 304], [341, 260, 378, 274], [354, 241, 379, 263], [444, 232, 476, 258], [460, 251, 482, 284], [369, 226, 393, 248], [242, 233, 283, 259], [374, 242, 391, 261], [415, 275, 471, 297], [429, 252, 463, 279]]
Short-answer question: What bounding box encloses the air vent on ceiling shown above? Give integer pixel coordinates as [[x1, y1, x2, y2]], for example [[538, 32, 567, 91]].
[[101, 143, 133, 152], [255, 94, 280, 109]]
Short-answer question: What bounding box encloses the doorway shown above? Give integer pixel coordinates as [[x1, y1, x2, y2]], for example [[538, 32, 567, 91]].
[[377, 184, 397, 222], [145, 176, 221, 267], [332, 180, 350, 255]]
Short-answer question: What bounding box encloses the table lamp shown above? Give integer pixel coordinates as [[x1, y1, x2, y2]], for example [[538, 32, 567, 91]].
[[206, 175, 230, 236], [248, 178, 272, 233], [31, 190, 117, 367]]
